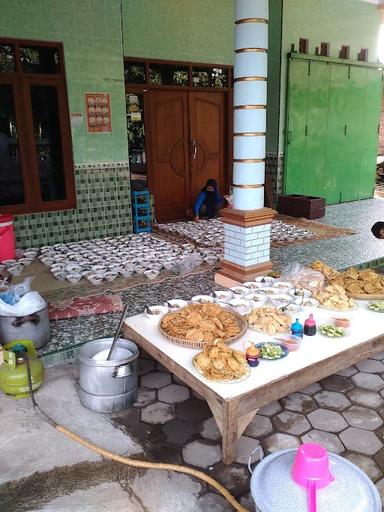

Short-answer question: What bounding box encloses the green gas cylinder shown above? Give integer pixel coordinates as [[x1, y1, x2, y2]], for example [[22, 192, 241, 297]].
[[0, 340, 44, 398]]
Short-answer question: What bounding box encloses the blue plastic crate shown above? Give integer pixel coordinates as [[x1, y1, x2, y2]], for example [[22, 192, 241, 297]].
[[132, 190, 150, 206], [133, 215, 152, 233]]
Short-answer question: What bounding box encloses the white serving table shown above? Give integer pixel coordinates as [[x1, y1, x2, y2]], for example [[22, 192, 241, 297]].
[[124, 303, 384, 464]]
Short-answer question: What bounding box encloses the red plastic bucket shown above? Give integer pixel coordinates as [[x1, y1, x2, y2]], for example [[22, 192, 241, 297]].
[[0, 214, 16, 262]]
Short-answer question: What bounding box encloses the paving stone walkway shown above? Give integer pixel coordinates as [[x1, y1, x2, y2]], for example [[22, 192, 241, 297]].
[[113, 350, 384, 510]]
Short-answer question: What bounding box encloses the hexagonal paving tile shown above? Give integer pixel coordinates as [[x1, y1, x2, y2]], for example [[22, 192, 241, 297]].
[[352, 372, 384, 392], [339, 428, 383, 455], [301, 430, 344, 454], [347, 388, 384, 409], [355, 359, 384, 374], [235, 436, 262, 465], [280, 392, 317, 414], [141, 402, 175, 424], [263, 433, 300, 454], [343, 406, 383, 430], [369, 351, 384, 361], [345, 453, 383, 483], [158, 384, 190, 404], [182, 440, 222, 468], [314, 390, 351, 411], [161, 418, 198, 446], [320, 375, 354, 393], [176, 398, 211, 422], [197, 493, 233, 511], [200, 417, 221, 442], [298, 382, 322, 395], [272, 411, 311, 436], [244, 415, 273, 439], [258, 401, 282, 417], [335, 366, 358, 377], [141, 371, 172, 389], [133, 388, 157, 408], [307, 409, 348, 433], [211, 463, 250, 494]]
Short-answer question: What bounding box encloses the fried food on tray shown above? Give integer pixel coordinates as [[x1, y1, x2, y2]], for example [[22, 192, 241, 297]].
[[246, 306, 291, 335], [311, 260, 340, 280], [194, 341, 249, 381], [315, 284, 356, 311], [330, 268, 384, 296], [160, 303, 242, 344]]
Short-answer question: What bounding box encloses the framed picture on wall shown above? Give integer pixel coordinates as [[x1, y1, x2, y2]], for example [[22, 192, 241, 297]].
[[85, 93, 112, 132]]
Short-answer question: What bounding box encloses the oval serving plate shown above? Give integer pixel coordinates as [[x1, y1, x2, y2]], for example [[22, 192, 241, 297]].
[[192, 355, 251, 383], [255, 342, 289, 360]]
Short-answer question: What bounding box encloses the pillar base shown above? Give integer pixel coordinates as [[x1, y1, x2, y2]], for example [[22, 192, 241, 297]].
[[215, 260, 273, 286], [215, 207, 275, 285]]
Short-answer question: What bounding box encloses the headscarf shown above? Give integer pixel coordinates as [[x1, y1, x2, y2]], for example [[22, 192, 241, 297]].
[[203, 179, 218, 218]]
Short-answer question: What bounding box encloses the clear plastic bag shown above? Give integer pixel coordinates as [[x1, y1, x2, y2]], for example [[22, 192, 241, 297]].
[[280, 262, 324, 293], [172, 252, 203, 275]]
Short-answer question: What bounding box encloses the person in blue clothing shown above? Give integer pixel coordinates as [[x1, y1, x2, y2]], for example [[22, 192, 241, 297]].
[[193, 178, 223, 222]]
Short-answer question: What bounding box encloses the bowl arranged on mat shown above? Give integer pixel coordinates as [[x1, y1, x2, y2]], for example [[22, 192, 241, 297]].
[[244, 293, 267, 307], [255, 276, 276, 285], [66, 272, 82, 284], [289, 288, 312, 299], [104, 271, 118, 281], [230, 286, 249, 297], [7, 265, 24, 276], [86, 274, 104, 285], [144, 269, 160, 280], [295, 297, 319, 309]]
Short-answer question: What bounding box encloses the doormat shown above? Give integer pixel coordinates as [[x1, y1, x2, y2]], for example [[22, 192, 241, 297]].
[[272, 215, 357, 247], [48, 294, 124, 321]]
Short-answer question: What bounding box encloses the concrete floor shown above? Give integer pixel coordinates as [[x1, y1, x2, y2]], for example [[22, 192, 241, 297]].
[[2, 352, 384, 511]]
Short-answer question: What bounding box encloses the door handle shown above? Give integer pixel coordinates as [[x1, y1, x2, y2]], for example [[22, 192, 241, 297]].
[[191, 139, 198, 160]]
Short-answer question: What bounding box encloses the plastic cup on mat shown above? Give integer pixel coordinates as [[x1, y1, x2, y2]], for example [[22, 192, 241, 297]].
[[292, 443, 335, 512]]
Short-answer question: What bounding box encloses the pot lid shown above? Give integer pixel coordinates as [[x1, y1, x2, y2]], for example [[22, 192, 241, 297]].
[[250, 449, 381, 512]]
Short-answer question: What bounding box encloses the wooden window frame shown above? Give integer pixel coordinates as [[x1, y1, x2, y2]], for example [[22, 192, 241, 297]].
[[0, 37, 75, 215], [124, 56, 233, 92]]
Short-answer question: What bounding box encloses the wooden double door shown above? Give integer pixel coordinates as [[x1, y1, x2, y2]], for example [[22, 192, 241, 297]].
[[147, 90, 228, 221]]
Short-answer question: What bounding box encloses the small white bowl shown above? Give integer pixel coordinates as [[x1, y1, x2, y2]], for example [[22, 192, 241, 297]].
[[211, 290, 233, 303], [255, 276, 276, 285], [135, 266, 147, 275], [289, 288, 312, 299], [86, 274, 104, 285], [120, 268, 134, 278], [244, 293, 267, 307], [145, 305, 169, 320], [164, 299, 188, 310], [66, 272, 82, 284], [228, 299, 253, 316], [2, 259, 17, 268], [230, 286, 249, 297], [272, 293, 293, 303], [295, 297, 319, 308], [273, 281, 294, 292], [163, 261, 176, 271], [191, 295, 215, 304], [24, 249, 38, 259], [53, 272, 66, 282], [7, 265, 24, 276], [259, 286, 280, 297], [65, 263, 82, 273], [144, 269, 160, 280], [91, 265, 107, 274], [18, 257, 33, 267], [244, 281, 264, 290], [104, 271, 118, 281]]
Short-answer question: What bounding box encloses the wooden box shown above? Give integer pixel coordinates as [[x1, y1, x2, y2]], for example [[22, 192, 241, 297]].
[[277, 194, 326, 219]]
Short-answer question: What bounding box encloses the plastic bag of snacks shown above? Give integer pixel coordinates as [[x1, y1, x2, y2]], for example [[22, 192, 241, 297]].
[[280, 262, 324, 293]]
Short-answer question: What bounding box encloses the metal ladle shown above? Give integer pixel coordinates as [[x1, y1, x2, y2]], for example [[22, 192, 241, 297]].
[[106, 303, 130, 361]]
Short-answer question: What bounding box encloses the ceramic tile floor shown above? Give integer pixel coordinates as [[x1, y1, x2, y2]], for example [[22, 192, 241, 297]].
[[112, 351, 384, 510]]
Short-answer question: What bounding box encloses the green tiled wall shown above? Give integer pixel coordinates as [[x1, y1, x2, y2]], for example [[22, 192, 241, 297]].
[[0, 0, 128, 164], [13, 165, 132, 248]]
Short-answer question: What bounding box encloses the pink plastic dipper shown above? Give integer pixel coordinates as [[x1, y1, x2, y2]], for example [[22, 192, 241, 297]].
[[292, 443, 335, 512]]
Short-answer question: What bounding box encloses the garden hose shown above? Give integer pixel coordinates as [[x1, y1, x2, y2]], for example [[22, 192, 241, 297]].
[[24, 365, 248, 512]]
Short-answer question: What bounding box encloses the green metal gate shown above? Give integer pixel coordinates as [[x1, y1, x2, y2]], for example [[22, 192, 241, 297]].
[[284, 53, 382, 204]]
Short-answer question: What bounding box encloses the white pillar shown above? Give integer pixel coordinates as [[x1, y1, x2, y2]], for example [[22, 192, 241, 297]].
[[233, 0, 268, 211]]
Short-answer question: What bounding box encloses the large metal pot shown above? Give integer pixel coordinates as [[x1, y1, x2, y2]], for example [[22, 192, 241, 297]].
[[0, 305, 50, 349], [78, 337, 139, 413]]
